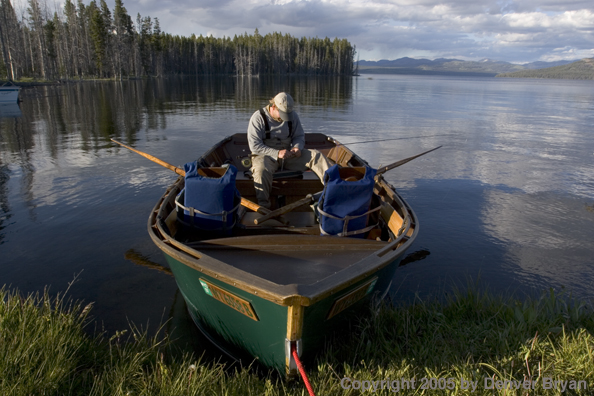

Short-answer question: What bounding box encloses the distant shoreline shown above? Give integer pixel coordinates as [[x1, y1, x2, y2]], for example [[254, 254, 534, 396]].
[[358, 68, 497, 77], [356, 57, 594, 80]]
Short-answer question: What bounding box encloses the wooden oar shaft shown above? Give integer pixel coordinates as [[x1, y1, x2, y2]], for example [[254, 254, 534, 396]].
[[110, 138, 271, 215], [376, 145, 442, 176], [241, 198, 269, 214], [111, 139, 186, 177], [254, 193, 318, 225]]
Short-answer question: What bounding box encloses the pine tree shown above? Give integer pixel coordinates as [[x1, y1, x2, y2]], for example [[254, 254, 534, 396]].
[[3, 0, 355, 80], [27, 0, 49, 79], [113, 0, 133, 79], [0, 0, 21, 79]]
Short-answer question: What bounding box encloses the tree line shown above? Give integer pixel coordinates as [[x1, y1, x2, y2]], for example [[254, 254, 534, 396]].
[[0, 0, 356, 81]]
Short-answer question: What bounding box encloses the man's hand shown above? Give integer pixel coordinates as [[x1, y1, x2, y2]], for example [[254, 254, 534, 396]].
[[278, 149, 293, 159], [290, 147, 301, 159]]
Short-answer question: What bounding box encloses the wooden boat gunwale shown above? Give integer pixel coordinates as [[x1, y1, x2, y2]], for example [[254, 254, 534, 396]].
[[148, 133, 419, 307]]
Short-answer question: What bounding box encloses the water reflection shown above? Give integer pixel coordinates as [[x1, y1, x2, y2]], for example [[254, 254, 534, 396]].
[[0, 75, 354, 334], [0, 161, 11, 244], [0, 77, 352, 153], [0, 103, 21, 118], [481, 188, 594, 293], [399, 249, 431, 267], [124, 249, 173, 275], [1, 74, 593, 338]]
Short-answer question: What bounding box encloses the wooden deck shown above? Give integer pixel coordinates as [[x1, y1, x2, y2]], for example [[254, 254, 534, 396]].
[[186, 234, 387, 285]]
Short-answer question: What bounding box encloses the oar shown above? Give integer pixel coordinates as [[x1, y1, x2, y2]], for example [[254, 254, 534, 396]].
[[375, 145, 442, 176], [124, 249, 173, 275], [253, 145, 442, 224], [253, 191, 323, 225], [111, 139, 186, 176], [110, 139, 271, 216]]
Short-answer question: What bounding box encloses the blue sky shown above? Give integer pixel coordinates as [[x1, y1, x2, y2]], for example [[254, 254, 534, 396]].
[[20, 0, 594, 63]]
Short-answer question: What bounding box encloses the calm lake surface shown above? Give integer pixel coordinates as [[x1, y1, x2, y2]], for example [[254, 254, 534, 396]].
[[1, 75, 593, 341]]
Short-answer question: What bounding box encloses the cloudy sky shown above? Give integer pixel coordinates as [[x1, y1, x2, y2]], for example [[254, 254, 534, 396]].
[[40, 0, 594, 63]]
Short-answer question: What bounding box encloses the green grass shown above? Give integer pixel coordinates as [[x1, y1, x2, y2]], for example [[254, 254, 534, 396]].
[[1, 284, 593, 395]]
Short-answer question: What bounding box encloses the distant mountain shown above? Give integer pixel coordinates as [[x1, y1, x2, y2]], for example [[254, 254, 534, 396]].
[[356, 57, 575, 77], [522, 60, 577, 70], [496, 58, 594, 79], [358, 57, 446, 68]]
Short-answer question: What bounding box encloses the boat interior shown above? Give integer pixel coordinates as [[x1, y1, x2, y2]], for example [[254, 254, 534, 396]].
[[152, 133, 416, 286]]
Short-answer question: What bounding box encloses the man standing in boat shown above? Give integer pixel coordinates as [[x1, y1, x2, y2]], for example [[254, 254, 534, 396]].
[[247, 92, 331, 209]]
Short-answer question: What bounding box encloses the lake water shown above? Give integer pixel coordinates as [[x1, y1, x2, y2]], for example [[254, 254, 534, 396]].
[[1, 75, 593, 341]]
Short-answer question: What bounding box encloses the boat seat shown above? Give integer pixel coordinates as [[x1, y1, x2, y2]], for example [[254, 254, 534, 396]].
[[273, 170, 304, 179], [240, 169, 311, 180]]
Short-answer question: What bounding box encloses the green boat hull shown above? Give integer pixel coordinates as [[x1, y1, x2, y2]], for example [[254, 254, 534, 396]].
[[164, 251, 402, 373], [165, 255, 287, 369]]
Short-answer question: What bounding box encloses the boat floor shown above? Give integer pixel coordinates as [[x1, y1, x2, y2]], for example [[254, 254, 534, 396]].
[[172, 201, 389, 286], [185, 232, 386, 286]]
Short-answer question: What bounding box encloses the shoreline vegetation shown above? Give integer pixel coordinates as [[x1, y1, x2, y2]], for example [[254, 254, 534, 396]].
[[2, 284, 593, 395], [0, 0, 355, 83]]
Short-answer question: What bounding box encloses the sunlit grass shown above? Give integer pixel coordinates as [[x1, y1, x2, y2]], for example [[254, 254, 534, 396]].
[[1, 284, 593, 395], [316, 286, 594, 395]]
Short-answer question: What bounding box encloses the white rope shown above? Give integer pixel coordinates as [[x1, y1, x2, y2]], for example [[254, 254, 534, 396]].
[[175, 193, 240, 227], [318, 204, 381, 237]]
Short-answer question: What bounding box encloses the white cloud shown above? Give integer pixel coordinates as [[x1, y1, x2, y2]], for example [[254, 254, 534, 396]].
[[17, 0, 594, 63]]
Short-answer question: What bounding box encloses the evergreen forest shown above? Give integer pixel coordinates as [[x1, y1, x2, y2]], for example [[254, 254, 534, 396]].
[[0, 0, 356, 81]]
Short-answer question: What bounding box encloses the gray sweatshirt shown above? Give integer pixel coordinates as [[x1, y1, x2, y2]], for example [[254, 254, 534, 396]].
[[247, 106, 305, 160]]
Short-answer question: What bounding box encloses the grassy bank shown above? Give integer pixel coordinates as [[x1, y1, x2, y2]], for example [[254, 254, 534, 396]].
[[1, 285, 593, 395]]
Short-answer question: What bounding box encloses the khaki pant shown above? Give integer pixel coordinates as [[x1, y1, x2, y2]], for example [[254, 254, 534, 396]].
[[251, 149, 331, 209]]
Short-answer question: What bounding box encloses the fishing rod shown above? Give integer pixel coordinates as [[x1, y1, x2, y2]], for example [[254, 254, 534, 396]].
[[338, 133, 455, 146], [254, 145, 442, 224]]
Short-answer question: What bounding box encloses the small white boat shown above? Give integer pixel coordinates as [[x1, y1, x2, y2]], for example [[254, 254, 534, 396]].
[[0, 82, 21, 103]]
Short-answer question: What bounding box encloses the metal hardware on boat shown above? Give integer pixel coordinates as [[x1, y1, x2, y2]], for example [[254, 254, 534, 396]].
[[286, 339, 303, 371], [241, 157, 252, 167], [291, 342, 316, 396]]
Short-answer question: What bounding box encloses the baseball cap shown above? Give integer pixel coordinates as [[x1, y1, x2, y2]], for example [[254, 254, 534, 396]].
[[273, 92, 294, 122]]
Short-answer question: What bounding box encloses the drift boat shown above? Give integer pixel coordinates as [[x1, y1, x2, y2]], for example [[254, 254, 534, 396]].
[[146, 133, 419, 377]]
